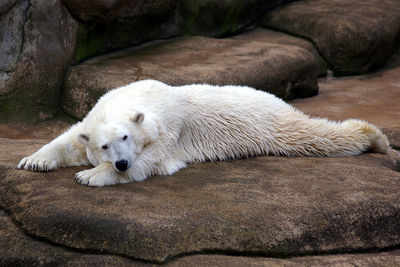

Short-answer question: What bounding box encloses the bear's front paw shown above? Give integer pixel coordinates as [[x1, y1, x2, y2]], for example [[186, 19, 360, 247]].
[[74, 166, 118, 187], [18, 154, 59, 172]]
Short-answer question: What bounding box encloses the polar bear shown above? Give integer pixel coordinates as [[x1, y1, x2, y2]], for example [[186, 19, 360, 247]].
[[18, 80, 390, 186]]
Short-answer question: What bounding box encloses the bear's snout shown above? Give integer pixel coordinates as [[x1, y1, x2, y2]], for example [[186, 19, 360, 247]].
[[115, 160, 128, 172]]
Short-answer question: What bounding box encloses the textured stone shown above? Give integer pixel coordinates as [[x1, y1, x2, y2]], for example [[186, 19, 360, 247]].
[[2, 56, 400, 264], [2, 207, 400, 266], [1, 137, 400, 263], [384, 129, 400, 151], [262, 0, 400, 75], [61, 0, 178, 24], [0, 0, 79, 122], [62, 34, 319, 120], [0, 0, 27, 74], [0, 0, 16, 15], [169, 251, 400, 266], [0, 209, 139, 266], [291, 55, 400, 129], [233, 28, 327, 76], [179, 0, 296, 36], [64, 0, 181, 63], [65, 0, 299, 62]]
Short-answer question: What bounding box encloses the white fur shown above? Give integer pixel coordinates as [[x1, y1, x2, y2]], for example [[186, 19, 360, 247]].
[[18, 80, 390, 186]]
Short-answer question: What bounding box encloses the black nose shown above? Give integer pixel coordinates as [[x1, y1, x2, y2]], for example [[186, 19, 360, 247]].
[[115, 160, 128, 172]]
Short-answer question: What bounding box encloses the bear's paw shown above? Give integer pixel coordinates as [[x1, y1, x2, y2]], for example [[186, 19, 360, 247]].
[[18, 153, 60, 172], [74, 164, 118, 186]]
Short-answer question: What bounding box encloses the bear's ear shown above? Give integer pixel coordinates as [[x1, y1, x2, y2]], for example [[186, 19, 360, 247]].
[[131, 112, 145, 125], [78, 133, 90, 146]]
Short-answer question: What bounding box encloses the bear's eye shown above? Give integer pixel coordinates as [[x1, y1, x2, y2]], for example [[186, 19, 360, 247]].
[[102, 145, 108, 150], [123, 135, 128, 141]]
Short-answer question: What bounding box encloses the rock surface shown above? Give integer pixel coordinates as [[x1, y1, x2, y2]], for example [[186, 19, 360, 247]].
[[170, 251, 400, 266], [291, 58, 400, 129], [262, 0, 400, 75], [2, 206, 400, 266], [1, 55, 400, 264], [65, 0, 299, 63], [1, 1, 400, 265], [178, 0, 295, 37], [67, 0, 181, 64], [0, 209, 135, 266], [233, 28, 327, 76], [62, 33, 320, 120], [1, 0, 304, 121], [2, 0, 400, 122], [0, 0, 78, 122], [1, 137, 400, 263]]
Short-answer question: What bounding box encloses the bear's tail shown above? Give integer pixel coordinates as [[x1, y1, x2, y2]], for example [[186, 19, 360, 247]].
[[340, 119, 390, 154]]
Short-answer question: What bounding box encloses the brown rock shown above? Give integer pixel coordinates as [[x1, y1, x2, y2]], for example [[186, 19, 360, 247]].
[[262, 0, 400, 75], [169, 251, 400, 266], [291, 56, 400, 129], [2, 203, 400, 266], [62, 35, 319, 120], [0, 209, 140, 266], [2, 50, 400, 264], [384, 129, 400, 151], [233, 28, 327, 76], [1, 138, 399, 263]]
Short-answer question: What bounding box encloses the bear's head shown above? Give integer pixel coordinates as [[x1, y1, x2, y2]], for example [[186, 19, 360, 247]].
[[77, 112, 158, 172]]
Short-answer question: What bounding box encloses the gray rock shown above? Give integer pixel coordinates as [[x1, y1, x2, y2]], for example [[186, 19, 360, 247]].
[[0, 0, 79, 122], [0, 0, 28, 83], [65, 0, 300, 63], [62, 34, 319, 120], [1, 137, 399, 263], [0, 0, 16, 15], [61, 0, 179, 24], [262, 0, 400, 75], [178, 0, 296, 37], [64, 0, 181, 63]]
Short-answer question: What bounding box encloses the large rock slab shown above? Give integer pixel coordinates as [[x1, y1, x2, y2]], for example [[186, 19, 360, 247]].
[[233, 28, 327, 76], [170, 251, 400, 266], [1, 137, 400, 263], [2, 207, 400, 266], [62, 34, 319, 120], [2, 202, 400, 266], [262, 0, 400, 75]]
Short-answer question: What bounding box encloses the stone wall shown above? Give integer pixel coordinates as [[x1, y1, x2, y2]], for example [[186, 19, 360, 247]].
[[1, 0, 400, 122]]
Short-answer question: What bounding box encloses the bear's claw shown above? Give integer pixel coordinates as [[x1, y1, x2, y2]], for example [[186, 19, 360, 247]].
[[18, 156, 59, 172]]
